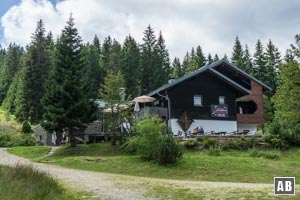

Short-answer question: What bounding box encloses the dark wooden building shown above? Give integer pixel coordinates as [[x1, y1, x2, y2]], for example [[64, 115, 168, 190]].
[[137, 59, 271, 136]]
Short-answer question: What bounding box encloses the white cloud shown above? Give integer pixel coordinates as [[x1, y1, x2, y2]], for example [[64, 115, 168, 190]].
[[1, 0, 300, 60]]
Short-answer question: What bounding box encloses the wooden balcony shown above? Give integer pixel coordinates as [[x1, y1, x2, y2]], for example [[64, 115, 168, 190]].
[[134, 106, 168, 118]]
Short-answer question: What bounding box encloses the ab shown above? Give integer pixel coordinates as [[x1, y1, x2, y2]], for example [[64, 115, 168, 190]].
[[274, 177, 295, 195]]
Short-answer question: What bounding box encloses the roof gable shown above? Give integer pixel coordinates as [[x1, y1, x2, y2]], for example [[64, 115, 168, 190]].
[[147, 59, 272, 96]]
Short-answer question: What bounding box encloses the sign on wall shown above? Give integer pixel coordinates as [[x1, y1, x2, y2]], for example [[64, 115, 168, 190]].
[[211, 105, 228, 117]]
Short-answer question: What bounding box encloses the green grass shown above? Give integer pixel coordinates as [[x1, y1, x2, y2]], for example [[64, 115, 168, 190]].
[[10, 143, 300, 184], [0, 164, 96, 200], [145, 184, 287, 200], [9, 143, 300, 199], [8, 146, 52, 159]]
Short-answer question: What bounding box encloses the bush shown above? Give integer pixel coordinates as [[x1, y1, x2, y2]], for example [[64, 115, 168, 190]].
[[203, 138, 219, 149], [0, 134, 13, 147], [0, 133, 35, 147], [123, 136, 140, 154], [22, 121, 33, 134], [183, 140, 198, 149], [158, 134, 183, 164], [125, 116, 183, 164], [222, 139, 239, 150], [208, 148, 221, 156], [264, 134, 289, 150]]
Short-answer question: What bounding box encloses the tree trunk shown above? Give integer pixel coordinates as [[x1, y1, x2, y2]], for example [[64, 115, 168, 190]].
[[69, 126, 76, 147]]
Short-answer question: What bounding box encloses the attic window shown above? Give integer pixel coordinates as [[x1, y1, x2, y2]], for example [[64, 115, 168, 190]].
[[219, 96, 225, 105], [194, 95, 202, 106]]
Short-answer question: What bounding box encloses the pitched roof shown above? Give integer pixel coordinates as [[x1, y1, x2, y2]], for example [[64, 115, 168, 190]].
[[147, 58, 272, 96]]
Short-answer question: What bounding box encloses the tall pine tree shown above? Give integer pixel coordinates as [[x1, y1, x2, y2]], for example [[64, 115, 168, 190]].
[[264, 39, 281, 90], [207, 53, 213, 64], [195, 45, 206, 68], [121, 35, 141, 98], [243, 44, 254, 75], [253, 39, 267, 81], [171, 57, 182, 78], [16, 20, 51, 123], [231, 36, 244, 68], [155, 31, 170, 86], [140, 25, 158, 93], [42, 16, 96, 147], [0, 43, 23, 104]]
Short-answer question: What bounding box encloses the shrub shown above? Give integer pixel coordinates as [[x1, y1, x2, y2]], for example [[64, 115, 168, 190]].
[[158, 134, 183, 164], [183, 140, 198, 149], [264, 134, 289, 150], [203, 138, 219, 149], [208, 148, 221, 156], [222, 139, 239, 150], [22, 121, 33, 134], [125, 116, 183, 164], [236, 136, 250, 150], [0, 133, 35, 147], [0, 134, 13, 147], [123, 136, 140, 154]]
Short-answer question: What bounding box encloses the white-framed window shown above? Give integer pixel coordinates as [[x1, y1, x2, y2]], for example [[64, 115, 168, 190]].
[[219, 96, 225, 105], [194, 95, 202, 106]]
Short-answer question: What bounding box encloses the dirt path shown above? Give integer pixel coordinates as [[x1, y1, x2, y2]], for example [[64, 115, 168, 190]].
[[0, 148, 274, 200]]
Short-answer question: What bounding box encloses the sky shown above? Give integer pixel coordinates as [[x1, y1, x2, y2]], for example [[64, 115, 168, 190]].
[[0, 0, 300, 61]]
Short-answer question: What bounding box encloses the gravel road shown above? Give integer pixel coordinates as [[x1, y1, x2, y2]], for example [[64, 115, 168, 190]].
[[0, 148, 274, 200]]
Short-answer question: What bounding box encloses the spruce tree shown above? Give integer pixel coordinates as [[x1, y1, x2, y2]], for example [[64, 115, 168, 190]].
[[2, 69, 23, 113], [243, 44, 254, 75], [0, 43, 23, 104], [186, 47, 197, 73], [121, 35, 141, 98], [109, 39, 122, 73], [223, 54, 228, 61], [14, 64, 29, 122], [82, 42, 102, 99], [264, 39, 281, 90], [93, 34, 101, 54], [182, 52, 190, 75], [253, 39, 267, 81], [231, 36, 244, 68], [156, 31, 170, 85], [171, 57, 182, 78], [140, 25, 158, 93], [213, 54, 219, 62], [195, 45, 206, 68], [284, 49, 295, 63], [17, 19, 51, 123], [100, 36, 112, 77], [42, 16, 96, 147], [207, 53, 213, 64]]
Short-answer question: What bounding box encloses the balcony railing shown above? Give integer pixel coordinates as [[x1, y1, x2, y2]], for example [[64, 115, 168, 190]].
[[134, 106, 168, 118]]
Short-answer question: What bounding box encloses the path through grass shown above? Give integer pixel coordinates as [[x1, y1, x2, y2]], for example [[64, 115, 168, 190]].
[[9, 143, 300, 184]]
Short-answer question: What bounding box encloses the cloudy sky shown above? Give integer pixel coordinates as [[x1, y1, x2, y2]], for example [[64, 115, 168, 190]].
[[0, 0, 300, 60]]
